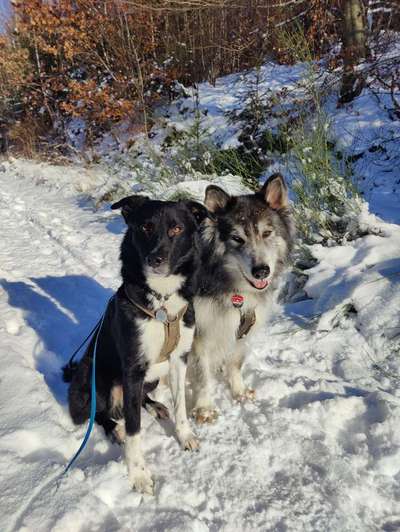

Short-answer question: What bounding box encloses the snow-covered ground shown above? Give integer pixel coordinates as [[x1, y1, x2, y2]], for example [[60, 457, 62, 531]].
[[1, 50, 400, 531]]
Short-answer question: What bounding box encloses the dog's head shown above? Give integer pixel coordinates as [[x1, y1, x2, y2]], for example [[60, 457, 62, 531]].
[[204, 173, 294, 293], [112, 196, 209, 279]]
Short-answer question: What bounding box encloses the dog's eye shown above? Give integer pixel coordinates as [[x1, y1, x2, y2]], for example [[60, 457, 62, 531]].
[[263, 230, 272, 238], [232, 235, 245, 245], [141, 222, 154, 234], [168, 225, 183, 238]]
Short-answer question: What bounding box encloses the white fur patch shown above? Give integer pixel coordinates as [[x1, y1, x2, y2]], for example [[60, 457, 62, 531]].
[[125, 433, 153, 494], [193, 293, 272, 364], [139, 290, 193, 368], [146, 273, 184, 297], [136, 270, 193, 376], [145, 361, 169, 382], [138, 272, 192, 369]]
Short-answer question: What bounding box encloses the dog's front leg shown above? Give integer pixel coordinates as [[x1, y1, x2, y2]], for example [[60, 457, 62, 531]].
[[169, 351, 199, 451], [190, 342, 219, 424], [123, 368, 154, 495], [227, 344, 255, 402]]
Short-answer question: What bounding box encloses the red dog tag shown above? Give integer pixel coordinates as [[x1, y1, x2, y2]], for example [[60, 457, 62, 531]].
[[231, 294, 244, 308]]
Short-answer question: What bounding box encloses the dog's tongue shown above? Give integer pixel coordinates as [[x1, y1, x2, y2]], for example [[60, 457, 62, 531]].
[[253, 279, 268, 289]]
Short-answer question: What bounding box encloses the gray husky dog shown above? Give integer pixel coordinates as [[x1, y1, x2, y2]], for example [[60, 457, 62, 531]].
[[188, 173, 295, 423]]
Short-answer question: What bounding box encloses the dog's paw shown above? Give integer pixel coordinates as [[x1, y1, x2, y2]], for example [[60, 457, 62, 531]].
[[234, 388, 256, 403], [145, 400, 170, 420], [129, 466, 154, 495], [184, 435, 200, 451], [178, 431, 200, 451], [192, 407, 218, 424]]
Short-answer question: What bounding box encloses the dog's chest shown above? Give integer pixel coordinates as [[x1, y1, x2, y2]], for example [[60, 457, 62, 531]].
[[194, 294, 270, 355], [138, 294, 193, 367]]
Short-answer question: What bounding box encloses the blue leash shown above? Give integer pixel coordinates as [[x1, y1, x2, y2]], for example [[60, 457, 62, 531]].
[[63, 298, 111, 475]]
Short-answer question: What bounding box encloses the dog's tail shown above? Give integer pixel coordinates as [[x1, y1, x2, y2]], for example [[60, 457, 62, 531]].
[[62, 361, 79, 383], [63, 355, 92, 425]]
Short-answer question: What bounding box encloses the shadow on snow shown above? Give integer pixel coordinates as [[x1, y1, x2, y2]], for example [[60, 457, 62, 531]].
[[0, 275, 113, 405]]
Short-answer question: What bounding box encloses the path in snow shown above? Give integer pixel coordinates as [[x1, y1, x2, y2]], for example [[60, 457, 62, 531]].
[[1, 163, 400, 531]]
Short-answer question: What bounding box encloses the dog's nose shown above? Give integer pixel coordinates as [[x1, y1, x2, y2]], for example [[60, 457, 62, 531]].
[[252, 265, 270, 279], [147, 254, 165, 268]]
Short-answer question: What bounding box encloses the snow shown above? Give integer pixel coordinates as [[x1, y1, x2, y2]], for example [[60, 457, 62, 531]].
[[1, 50, 400, 531], [153, 61, 309, 152], [330, 91, 400, 224]]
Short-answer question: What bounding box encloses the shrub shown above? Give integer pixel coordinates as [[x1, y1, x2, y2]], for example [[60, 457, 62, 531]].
[[2, 0, 384, 154], [290, 116, 362, 244], [0, 37, 32, 120]]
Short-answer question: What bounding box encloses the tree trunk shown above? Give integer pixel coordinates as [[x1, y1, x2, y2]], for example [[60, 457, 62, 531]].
[[339, 0, 368, 104]]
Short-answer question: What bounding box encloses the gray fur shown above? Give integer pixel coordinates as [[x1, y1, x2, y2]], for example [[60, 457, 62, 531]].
[[188, 174, 295, 421]]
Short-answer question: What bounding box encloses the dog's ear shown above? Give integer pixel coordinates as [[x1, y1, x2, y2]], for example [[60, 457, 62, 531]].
[[260, 173, 288, 210], [204, 185, 230, 213], [184, 201, 214, 224], [111, 195, 149, 223]]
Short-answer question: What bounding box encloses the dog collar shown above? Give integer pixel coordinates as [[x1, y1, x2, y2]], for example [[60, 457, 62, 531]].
[[147, 288, 177, 322], [149, 287, 171, 304], [231, 293, 256, 339], [123, 285, 188, 362]]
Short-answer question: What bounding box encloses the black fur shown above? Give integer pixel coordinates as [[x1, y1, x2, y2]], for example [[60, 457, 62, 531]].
[[63, 197, 207, 443]]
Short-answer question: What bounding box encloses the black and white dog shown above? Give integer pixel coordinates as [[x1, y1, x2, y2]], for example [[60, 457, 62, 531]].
[[189, 173, 295, 423], [63, 196, 208, 494]]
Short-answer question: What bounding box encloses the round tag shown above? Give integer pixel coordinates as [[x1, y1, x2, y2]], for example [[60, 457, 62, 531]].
[[155, 308, 168, 323], [231, 294, 244, 308]]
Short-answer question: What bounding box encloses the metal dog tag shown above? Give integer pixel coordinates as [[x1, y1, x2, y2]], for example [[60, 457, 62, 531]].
[[155, 307, 168, 323]]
